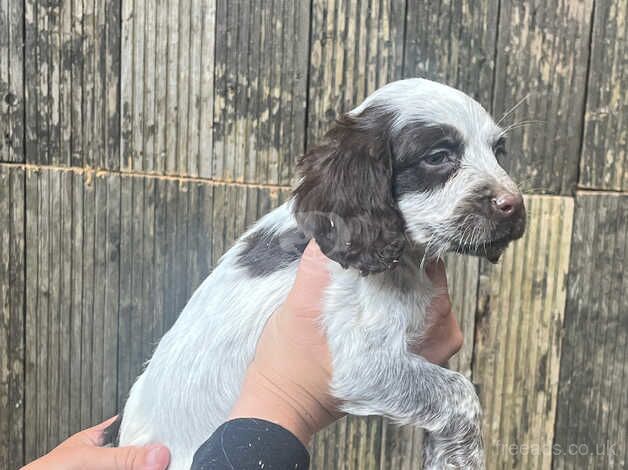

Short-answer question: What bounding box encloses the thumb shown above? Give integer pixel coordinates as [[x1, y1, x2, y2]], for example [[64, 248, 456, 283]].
[[83, 444, 170, 470], [286, 240, 330, 309]]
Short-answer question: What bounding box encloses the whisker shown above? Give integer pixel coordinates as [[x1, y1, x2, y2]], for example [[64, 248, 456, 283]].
[[497, 94, 530, 126], [499, 120, 545, 137]]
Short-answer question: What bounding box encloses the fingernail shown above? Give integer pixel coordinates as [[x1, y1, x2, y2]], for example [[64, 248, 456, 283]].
[[144, 445, 169, 469]]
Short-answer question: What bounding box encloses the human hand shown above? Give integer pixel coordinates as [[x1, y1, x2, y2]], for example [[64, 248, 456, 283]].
[[229, 240, 340, 445], [22, 416, 170, 470], [414, 259, 464, 364], [229, 242, 463, 445]]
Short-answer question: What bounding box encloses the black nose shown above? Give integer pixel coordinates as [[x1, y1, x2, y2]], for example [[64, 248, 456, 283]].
[[491, 192, 524, 220]]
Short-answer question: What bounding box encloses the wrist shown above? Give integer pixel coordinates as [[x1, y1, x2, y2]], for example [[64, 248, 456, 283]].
[[229, 366, 318, 445], [229, 362, 338, 445]]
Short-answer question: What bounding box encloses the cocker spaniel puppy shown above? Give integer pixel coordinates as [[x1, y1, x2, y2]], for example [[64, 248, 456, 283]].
[[113, 78, 526, 469]]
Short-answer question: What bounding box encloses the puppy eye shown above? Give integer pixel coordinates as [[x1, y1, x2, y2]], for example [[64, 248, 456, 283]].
[[425, 151, 450, 165]]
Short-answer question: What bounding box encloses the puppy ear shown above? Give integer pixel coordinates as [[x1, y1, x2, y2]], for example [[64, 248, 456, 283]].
[[293, 110, 406, 275]]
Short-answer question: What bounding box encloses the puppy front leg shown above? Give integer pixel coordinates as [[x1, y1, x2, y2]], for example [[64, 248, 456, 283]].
[[333, 352, 484, 469]]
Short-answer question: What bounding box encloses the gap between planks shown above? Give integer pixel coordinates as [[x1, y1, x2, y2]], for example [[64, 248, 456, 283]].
[[5, 162, 625, 198], [0, 162, 292, 191], [575, 187, 628, 196]]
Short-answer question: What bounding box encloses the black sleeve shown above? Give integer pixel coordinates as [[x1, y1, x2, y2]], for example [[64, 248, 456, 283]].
[[191, 418, 310, 470]]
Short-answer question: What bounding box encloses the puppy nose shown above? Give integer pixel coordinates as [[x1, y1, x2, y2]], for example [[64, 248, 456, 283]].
[[491, 192, 523, 219]]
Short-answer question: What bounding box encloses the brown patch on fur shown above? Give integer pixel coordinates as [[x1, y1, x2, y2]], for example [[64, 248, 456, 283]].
[[293, 108, 405, 275]]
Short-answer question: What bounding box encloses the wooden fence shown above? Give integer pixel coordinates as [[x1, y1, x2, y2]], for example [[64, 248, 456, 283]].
[[0, 0, 625, 468]]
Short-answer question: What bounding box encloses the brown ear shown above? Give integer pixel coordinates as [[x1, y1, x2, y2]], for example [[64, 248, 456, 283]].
[[293, 110, 406, 275]]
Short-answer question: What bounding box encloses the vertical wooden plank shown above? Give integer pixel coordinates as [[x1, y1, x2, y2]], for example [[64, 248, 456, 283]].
[[209, 183, 226, 265], [578, 0, 627, 191], [24, 168, 38, 462], [0, 167, 25, 469], [117, 175, 134, 402], [197, 182, 214, 277], [129, 176, 145, 392], [46, 170, 61, 446], [175, 0, 192, 176], [82, 0, 97, 167], [185, 3, 201, 177], [58, 172, 72, 440], [186, 181, 201, 300], [492, 0, 594, 195], [446, 255, 480, 378], [404, 0, 499, 109], [24, 1, 121, 169], [23, 0, 48, 164], [102, 174, 120, 418], [66, 173, 84, 433], [308, 0, 405, 144], [153, 178, 168, 341], [151, 0, 167, 175], [554, 193, 627, 470], [142, 0, 156, 174], [174, 181, 190, 316], [36, 170, 50, 453], [90, 173, 107, 421], [59, 1, 73, 166], [122, 0, 216, 177], [164, 0, 180, 175], [120, 0, 135, 170], [79, 170, 96, 430], [105, 0, 122, 170], [140, 178, 157, 363], [0, 0, 24, 162], [212, 0, 309, 185], [472, 195, 574, 470], [161, 179, 177, 327], [198, 0, 217, 178], [70, 0, 84, 167], [68, 171, 84, 435]]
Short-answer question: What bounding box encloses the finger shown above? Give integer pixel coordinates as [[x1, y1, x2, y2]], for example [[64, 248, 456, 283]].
[[289, 240, 331, 303], [425, 259, 448, 290], [76, 444, 170, 470]]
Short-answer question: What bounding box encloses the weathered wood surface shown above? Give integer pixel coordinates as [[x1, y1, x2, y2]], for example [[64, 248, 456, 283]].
[[404, 0, 499, 108], [473, 196, 574, 470], [0, 0, 24, 162], [578, 0, 627, 191], [307, 0, 405, 144], [492, 0, 594, 195], [447, 255, 480, 379], [121, 0, 217, 177], [21, 166, 289, 462], [213, 0, 310, 185], [23, 0, 121, 168], [0, 167, 25, 470], [554, 193, 627, 470], [24, 168, 121, 459]]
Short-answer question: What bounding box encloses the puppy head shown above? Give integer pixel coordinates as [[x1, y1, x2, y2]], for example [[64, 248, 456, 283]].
[[294, 78, 526, 274]]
